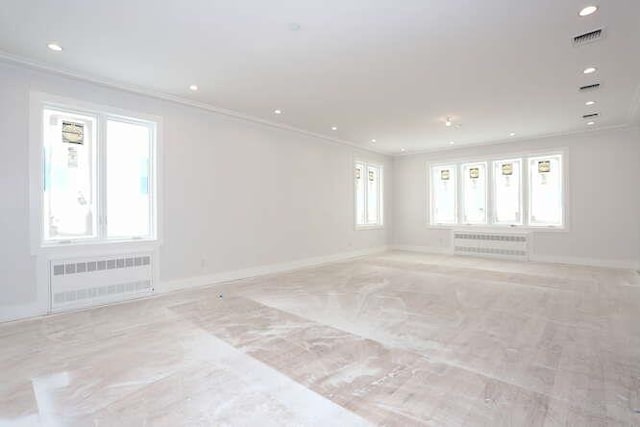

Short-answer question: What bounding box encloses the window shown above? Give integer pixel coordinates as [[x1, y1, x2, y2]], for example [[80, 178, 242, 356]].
[[493, 159, 522, 225], [355, 160, 383, 228], [528, 154, 563, 227], [430, 165, 457, 224], [461, 162, 487, 224], [40, 103, 157, 246], [429, 152, 565, 228]]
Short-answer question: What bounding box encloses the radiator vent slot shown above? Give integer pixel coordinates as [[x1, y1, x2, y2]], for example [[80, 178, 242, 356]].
[[50, 253, 154, 312], [579, 83, 601, 92], [582, 113, 599, 119], [573, 28, 604, 46], [454, 232, 529, 261]]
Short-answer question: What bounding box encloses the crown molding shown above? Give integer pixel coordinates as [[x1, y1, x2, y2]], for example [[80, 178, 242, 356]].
[[0, 51, 390, 157], [393, 123, 637, 158]]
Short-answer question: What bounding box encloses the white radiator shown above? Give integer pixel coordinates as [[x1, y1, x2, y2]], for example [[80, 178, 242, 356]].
[[50, 253, 154, 312], [453, 231, 529, 261]]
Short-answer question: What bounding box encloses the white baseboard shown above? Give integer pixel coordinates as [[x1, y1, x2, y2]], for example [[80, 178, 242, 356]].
[[389, 244, 453, 255], [0, 300, 48, 324], [159, 245, 389, 293], [390, 244, 638, 270], [1, 246, 388, 324], [528, 254, 639, 270]]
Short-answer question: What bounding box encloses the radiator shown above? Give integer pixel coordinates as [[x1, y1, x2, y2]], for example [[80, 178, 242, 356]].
[[453, 231, 529, 261], [50, 253, 154, 312]]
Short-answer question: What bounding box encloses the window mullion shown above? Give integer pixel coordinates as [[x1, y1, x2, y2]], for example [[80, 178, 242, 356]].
[[98, 114, 108, 241]]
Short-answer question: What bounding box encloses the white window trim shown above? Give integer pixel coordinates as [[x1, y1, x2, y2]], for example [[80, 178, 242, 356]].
[[29, 91, 164, 255], [354, 158, 384, 230], [426, 148, 569, 232], [429, 164, 458, 226]]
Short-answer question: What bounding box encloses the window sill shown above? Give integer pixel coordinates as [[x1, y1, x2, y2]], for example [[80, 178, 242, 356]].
[[35, 238, 161, 257], [355, 225, 385, 231], [427, 224, 568, 233]]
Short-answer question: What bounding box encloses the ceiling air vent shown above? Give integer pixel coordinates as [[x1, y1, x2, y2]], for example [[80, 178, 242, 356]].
[[573, 28, 604, 46], [579, 83, 601, 92], [582, 113, 599, 119]]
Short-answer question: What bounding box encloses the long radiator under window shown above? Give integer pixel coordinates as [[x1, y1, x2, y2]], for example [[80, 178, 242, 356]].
[[50, 253, 154, 312], [453, 232, 529, 261]]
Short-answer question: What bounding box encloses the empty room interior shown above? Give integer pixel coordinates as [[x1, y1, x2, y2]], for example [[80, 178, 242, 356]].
[[1, 1, 640, 426]]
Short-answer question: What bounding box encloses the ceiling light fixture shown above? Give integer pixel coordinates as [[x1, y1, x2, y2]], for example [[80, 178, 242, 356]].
[[449, 141, 455, 145], [586, 121, 595, 126], [509, 132, 516, 137], [274, 109, 282, 115], [189, 84, 198, 91], [445, 117, 452, 127], [47, 42, 63, 51], [585, 100, 596, 106], [400, 148, 406, 152], [371, 139, 376, 143], [579, 5, 598, 17], [583, 67, 597, 74], [331, 126, 337, 131]]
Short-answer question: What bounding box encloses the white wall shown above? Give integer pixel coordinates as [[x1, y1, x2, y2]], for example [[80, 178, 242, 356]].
[[392, 126, 640, 268], [0, 61, 392, 321]]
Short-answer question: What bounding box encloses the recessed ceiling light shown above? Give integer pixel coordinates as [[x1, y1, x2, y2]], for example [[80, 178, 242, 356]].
[[47, 42, 63, 52], [331, 126, 337, 131], [586, 121, 595, 126], [445, 117, 452, 127], [579, 5, 598, 17], [509, 132, 516, 137], [274, 109, 282, 115], [449, 141, 455, 145], [189, 84, 198, 91], [371, 139, 376, 143], [400, 148, 406, 152], [583, 67, 597, 74], [585, 100, 596, 106]]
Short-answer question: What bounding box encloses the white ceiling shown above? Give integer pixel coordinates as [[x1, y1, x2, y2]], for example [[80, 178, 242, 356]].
[[1, 0, 639, 154]]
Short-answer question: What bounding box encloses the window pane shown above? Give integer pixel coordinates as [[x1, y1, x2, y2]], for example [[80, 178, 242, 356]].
[[462, 162, 487, 224], [431, 165, 457, 224], [366, 165, 380, 224], [529, 155, 563, 226], [355, 162, 366, 225], [106, 120, 152, 238], [493, 159, 522, 224], [43, 109, 97, 241]]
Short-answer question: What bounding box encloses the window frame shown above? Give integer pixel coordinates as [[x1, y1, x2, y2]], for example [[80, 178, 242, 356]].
[[354, 159, 384, 230], [29, 92, 162, 253], [427, 149, 568, 231], [429, 164, 458, 225]]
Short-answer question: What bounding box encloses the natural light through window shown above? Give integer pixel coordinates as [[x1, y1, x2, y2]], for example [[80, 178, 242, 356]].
[[462, 162, 487, 224], [41, 105, 157, 245], [493, 159, 522, 225], [430, 165, 457, 224], [355, 160, 383, 228], [429, 153, 564, 228]]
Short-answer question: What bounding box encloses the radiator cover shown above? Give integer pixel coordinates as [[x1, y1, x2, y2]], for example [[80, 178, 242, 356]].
[[50, 253, 154, 312], [453, 231, 529, 261]]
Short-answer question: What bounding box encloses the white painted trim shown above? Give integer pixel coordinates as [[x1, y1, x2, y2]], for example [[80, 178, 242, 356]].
[[528, 254, 639, 270], [29, 91, 164, 253], [394, 123, 634, 157], [390, 244, 454, 255], [160, 246, 389, 293], [1, 246, 388, 323], [0, 53, 387, 156], [390, 245, 639, 270]]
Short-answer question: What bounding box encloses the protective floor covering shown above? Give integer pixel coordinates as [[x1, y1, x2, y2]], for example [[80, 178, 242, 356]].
[[1, 251, 639, 426]]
